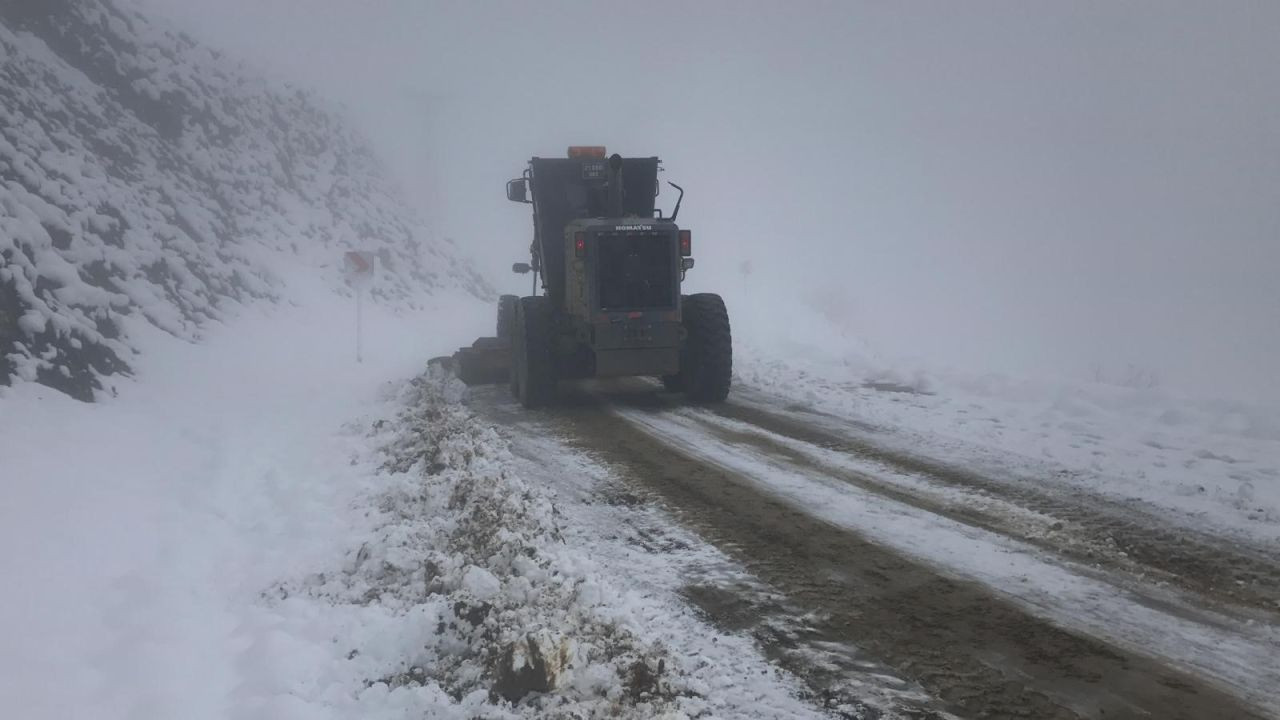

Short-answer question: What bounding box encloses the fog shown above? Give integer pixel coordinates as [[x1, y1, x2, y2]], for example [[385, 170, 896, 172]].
[[140, 0, 1279, 401]]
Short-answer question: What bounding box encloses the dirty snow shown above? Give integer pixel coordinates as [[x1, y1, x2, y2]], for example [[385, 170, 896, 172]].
[[614, 404, 1280, 714], [480, 399, 929, 719]]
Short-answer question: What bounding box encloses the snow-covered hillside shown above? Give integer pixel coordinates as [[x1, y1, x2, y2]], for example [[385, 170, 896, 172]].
[[0, 0, 488, 400]]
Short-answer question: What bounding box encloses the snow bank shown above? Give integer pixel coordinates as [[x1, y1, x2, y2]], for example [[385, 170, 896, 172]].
[[281, 369, 696, 717], [0, 0, 488, 400]]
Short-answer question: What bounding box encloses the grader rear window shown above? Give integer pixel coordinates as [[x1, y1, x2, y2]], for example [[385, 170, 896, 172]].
[[596, 232, 676, 311]]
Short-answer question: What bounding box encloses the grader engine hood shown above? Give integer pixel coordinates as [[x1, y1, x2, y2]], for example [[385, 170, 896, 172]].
[[566, 221, 681, 318], [561, 219, 685, 377]]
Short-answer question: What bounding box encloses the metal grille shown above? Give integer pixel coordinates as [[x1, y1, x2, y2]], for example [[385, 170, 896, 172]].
[[596, 232, 676, 311]]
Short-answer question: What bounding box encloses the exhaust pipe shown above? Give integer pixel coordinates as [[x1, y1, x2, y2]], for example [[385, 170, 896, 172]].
[[606, 153, 624, 217]]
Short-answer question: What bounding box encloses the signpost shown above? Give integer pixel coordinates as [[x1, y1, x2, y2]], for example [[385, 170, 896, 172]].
[[343, 251, 376, 363]]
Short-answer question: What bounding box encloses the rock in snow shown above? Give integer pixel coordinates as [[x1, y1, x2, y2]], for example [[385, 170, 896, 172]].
[[492, 631, 574, 702], [461, 564, 502, 601], [0, 0, 489, 400]]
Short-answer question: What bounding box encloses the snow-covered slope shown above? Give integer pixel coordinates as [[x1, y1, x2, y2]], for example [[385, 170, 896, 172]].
[[0, 0, 488, 400]]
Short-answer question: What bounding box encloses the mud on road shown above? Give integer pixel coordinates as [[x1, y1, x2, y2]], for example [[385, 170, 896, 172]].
[[469, 380, 1280, 719], [714, 394, 1280, 618]]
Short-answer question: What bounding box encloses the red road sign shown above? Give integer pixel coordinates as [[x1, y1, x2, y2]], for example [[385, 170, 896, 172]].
[[344, 251, 374, 275], [343, 251, 376, 362]]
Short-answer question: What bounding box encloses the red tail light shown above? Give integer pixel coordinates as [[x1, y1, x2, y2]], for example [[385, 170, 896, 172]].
[[678, 229, 692, 256], [574, 231, 586, 257]]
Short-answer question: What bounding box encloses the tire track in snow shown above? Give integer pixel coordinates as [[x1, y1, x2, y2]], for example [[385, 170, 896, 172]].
[[618, 402, 1280, 710], [717, 392, 1280, 617], [476, 379, 1276, 719], [478, 388, 948, 719]]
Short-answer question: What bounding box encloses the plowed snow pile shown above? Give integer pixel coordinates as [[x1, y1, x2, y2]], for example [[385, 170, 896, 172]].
[[296, 369, 687, 718]]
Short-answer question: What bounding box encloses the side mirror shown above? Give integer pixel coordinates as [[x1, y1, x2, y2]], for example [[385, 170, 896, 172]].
[[506, 178, 530, 203], [512, 262, 532, 274]]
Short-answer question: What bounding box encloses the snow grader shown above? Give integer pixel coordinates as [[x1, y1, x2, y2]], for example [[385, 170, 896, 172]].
[[446, 147, 731, 408]]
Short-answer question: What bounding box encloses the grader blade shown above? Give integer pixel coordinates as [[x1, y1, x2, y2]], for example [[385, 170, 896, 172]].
[[452, 336, 511, 386]]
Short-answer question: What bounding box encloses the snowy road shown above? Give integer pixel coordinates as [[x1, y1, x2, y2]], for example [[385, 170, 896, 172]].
[[469, 379, 1280, 720]]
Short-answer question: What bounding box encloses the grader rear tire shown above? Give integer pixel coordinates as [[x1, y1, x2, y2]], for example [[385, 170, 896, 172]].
[[513, 296, 556, 408], [497, 295, 518, 341], [679, 293, 732, 403]]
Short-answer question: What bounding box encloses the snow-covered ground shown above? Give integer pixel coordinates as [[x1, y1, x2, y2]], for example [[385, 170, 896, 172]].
[[0, 276, 487, 719], [736, 336, 1280, 551], [7, 3, 1276, 719], [5, 263, 1278, 719], [0, 276, 835, 719]]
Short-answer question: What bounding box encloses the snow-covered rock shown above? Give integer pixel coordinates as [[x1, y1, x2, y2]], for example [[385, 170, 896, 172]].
[[0, 0, 489, 400]]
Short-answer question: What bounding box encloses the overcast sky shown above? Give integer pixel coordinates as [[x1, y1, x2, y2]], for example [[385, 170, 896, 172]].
[[138, 0, 1279, 400]]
